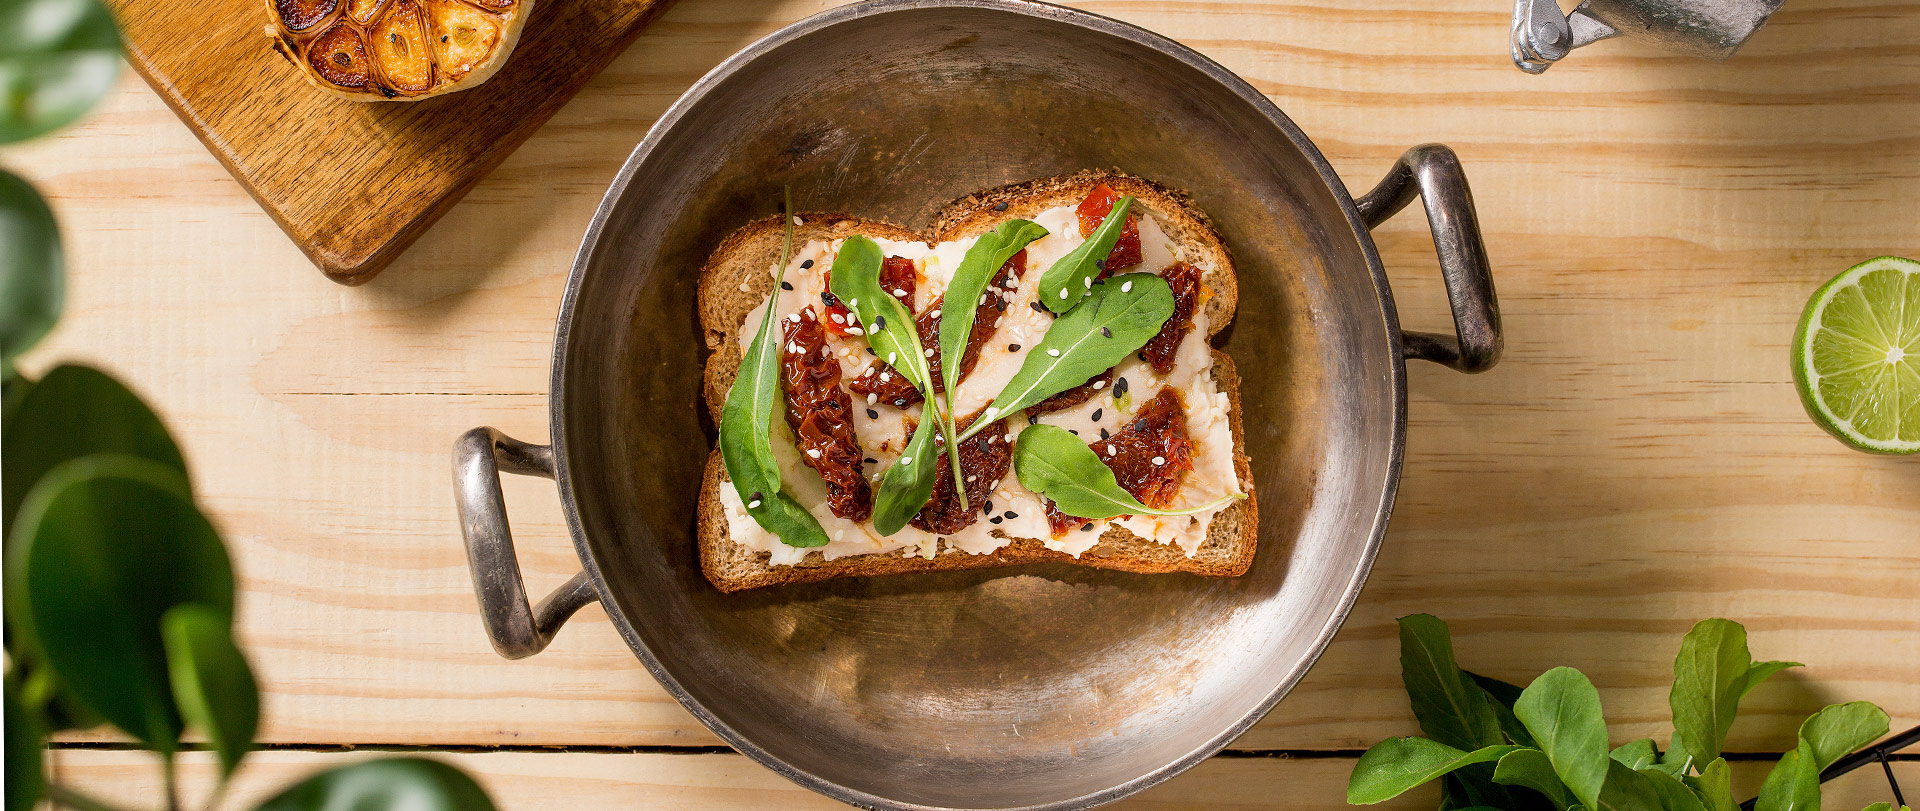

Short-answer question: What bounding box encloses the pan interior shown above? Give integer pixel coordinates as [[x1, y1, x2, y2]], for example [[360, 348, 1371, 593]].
[[555, 4, 1400, 808]]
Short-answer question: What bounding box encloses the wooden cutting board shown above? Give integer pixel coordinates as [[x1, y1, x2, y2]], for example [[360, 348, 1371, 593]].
[[106, 0, 676, 284]]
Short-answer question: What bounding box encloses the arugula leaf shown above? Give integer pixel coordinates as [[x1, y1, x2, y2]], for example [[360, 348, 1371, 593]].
[[1398, 616, 1505, 751], [1860, 804, 1911, 811], [1670, 618, 1752, 765], [1756, 702, 1887, 811], [1515, 666, 1611, 811], [1640, 765, 1707, 811], [1596, 759, 1664, 811], [1468, 671, 1538, 748], [1656, 733, 1693, 777], [1346, 737, 1520, 805], [1611, 739, 1660, 771], [966, 273, 1172, 440], [939, 219, 1047, 395], [1037, 196, 1134, 313], [1493, 748, 1582, 810], [1011, 424, 1241, 519], [830, 234, 954, 520], [1692, 758, 1738, 811], [871, 416, 940, 536], [1740, 661, 1802, 700], [716, 198, 827, 549]]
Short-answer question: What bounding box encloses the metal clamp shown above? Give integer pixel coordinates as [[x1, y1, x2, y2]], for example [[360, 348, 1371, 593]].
[[1356, 144, 1504, 374], [1512, 0, 1784, 73], [454, 427, 599, 659]]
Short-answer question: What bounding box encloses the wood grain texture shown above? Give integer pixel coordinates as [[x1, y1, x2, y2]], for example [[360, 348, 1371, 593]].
[[9, 0, 1918, 805], [104, 0, 675, 284], [46, 749, 1920, 810]]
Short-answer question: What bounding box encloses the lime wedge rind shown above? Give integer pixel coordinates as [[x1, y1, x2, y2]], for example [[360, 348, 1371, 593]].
[[1792, 256, 1920, 454]]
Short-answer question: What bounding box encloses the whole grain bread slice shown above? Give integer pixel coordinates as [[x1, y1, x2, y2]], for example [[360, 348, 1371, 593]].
[[695, 174, 1255, 592]]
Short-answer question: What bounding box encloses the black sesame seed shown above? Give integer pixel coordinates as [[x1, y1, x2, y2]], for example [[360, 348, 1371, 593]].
[[1027, 414, 1039, 425], [1092, 408, 1103, 421], [749, 491, 764, 502], [995, 298, 1008, 312], [1100, 327, 1112, 338], [866, 409, 879, 419], [1030, 301, 1046, 313], [801, 259, 815, 269], [865, 457, 878, 465], [1099, 428, 1110, 440], [1080, 523, 1095, 532], [1094, 259, 1106, 270], [1068, 429, 1079, 436], [1004, 511, 1019, 519], [780, 281, 793, 291], [990, 516, 1003, 524], [820, 290, 838, 306], [873, 314, 886, 330], [1114, 377, 1129, 396], [1008, 343, 1021, 352], [866, 347, 876, 355], [893, 398, 908, 406], [983, 500, 994, 513], [993, 201, 1008, 211]]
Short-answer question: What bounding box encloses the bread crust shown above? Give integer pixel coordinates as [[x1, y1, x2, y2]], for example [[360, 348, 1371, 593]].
[[696, 175, 1256, 592]]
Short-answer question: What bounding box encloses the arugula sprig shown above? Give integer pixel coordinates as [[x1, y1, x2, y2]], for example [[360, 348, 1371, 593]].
[[1348, 616, 1890, 811], [1011, 425, 1242, 519], [1036, 195, 1134, 313], [716, 193, 828, 548]]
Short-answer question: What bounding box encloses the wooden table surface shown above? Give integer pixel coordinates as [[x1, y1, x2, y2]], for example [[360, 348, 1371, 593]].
[[11, 0, 1918, 807]]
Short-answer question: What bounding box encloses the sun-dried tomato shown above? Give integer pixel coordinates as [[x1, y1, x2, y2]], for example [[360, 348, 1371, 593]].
[[1043, 387, 1192, 535], [910, 409, 1012, 535], [1029, 369, 1113, 415], [848, 250, 1025, 406], [1076, 184, 1142, 276], [823, 255, 916, 337], [1138, 262, 1201, 375], [780, 307, 872, 521]]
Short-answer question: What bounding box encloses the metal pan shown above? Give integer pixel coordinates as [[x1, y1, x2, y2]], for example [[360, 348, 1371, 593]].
[[453, 2, 1502, 808]]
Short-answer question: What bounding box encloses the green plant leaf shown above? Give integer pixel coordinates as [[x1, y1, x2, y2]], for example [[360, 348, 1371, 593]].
[[1739, 661, 1802, 699], [1612, 739, 1660, 771], [1011, 423, 1241, 519], [0, 170, 60, 366], [2, 363, 186, 543], [1515, 666, 1611, 811], [938, 218, 1047, 396], [1859, 804, 1911, 811], [1346, 737, 1520, 805], [1441, 767, 1525, 811], [1757, 742, 1821, 811], [1596, 759, 1664, 811], [871, 414, 940, 536], [1493, 748, 1581, 810], [1797, 701, 1890, 771], [4, 671, 45, 811], [161, 603, 257, 777], [1655, 733, 1692, 777], [716, 201, 827, 549], [1468, 671, 1538, 748], [5, 454, 232, 751], [830, 235, 934, 396], [970, 273, 1174, 440], [1692, 758, 1737, 811], [1396, 617, 1506, 751], [253, 757, 497, 811], [0, 0, 121, 143], [1642, 767, 1708, 811], [1670, 619, 1751, 765], [1036, 195, 1133, 314], [1757, 702, 1889, 811]]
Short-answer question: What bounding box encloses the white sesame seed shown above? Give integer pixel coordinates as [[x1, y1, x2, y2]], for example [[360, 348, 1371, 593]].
[[984, 407, 998, 420], [1058, 288, 1069, 300], [786, 342, 801, 353], [830, 312, 845, 323], [966, 475, 977, 482], [893, 288, 907, 297], [979, 294, 988, 306], [739, 281, 752, 292], [1046, 348, 1060, 357], [879, 371, 891, 383], [1002, 435, 1012, 443], [1084, 276, 1093, 288], [930, 309, 942, 319], [867, 393, 878, 405], [1004, 278, 1016, 288], [1151, 456, 1165, 465], [1121, 281, 1133, 293], [848, 297, 859, 308], [993, 317, 1003, 328], [787, 313, 801, 322], [1092, 380, 1106, 390], [792, 215, 803, 226], [846, 326, 864, 335], [807, 448, 822, 459], [747, 499, 762, 509], [924, 347, 935, 357], [1106, 445, 1117, 455], [900, 456, 913, 465], [888, 352, 897, 364]]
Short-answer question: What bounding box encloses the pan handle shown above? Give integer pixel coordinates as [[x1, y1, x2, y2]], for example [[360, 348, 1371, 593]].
[[454, 427, 599, 660], [1355, 144, 1504, 373]]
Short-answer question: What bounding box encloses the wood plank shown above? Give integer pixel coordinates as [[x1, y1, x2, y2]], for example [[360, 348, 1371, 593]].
[[11, 0, 1918, 753], [104, 0, 676, 283], [45, 749, 1920, 810]]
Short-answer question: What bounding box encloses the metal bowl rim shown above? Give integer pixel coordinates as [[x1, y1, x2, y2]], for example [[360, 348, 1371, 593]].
[[546, 1, 1410, 808]]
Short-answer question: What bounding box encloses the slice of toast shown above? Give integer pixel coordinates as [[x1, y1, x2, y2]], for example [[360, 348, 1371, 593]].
[[694, 173, 1256, 592]]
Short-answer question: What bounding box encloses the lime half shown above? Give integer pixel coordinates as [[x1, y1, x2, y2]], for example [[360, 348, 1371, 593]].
[[1792, 256, 1920, 454]]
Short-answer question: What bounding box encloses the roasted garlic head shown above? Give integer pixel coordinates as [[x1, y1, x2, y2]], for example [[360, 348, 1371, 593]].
[[266, 0, 531, 101]]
